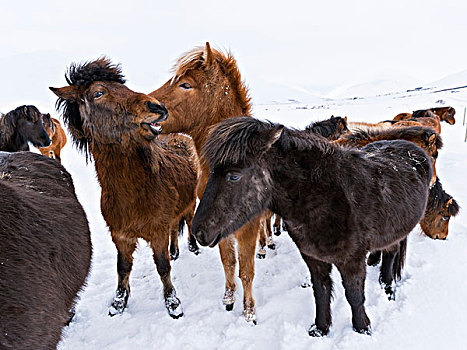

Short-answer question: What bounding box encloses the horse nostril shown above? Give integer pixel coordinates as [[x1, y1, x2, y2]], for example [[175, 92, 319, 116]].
[[146, 101, 169, 121]]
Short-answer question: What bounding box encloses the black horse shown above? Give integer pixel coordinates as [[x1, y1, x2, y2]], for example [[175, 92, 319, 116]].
[[305, 115, 348, 140], [0, 105, 51, 152], [192, 116, 432, 336], [0, 152, 92, 349]]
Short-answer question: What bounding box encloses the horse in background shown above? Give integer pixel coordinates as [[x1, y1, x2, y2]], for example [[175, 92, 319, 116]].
[[336, 125, 442, 186], [0, 105, 51, 152], [390, 110, 442, 134], [192, 116, 432, 336], [421, 177, 460, 240], [51, 58, 198, 319], [0, 151, 91, 350], [150, 43, 261, 323], [394, 106, 456, 125], [38, 113, 67, 163]]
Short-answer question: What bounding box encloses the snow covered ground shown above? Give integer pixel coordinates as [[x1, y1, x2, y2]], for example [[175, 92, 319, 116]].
[[38, 81, 466, 350]]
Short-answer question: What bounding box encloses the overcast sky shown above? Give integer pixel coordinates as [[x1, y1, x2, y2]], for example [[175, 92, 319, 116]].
[[1, 0, 466, 107]]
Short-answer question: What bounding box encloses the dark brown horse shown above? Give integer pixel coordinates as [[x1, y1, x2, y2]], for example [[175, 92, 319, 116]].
[[192, 116, 432, 336], [0, 151, 91, 350], [50, 58, 198, 319], [336, 125, 442, 185], [0, 105, 51, 152], [150, 43, 260, 323], [394, 106, 456, 125], [38, 113, 67, 163]]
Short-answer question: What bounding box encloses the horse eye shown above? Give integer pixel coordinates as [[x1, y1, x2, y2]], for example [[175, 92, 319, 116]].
[[226, 173, 241, 182], [441, 216, 449, 221], [93, 91, 105, 99], [179, 82, 192, 90]]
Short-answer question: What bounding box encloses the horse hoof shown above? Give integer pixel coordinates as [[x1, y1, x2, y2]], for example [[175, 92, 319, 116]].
[[244, 307, 256, 324], [66, 308, 76, 326], [223, 288, 235, 311], [170, 247, 179, 261], [267, 243, 276, 250], [108, 288, 129, 316], [256, 252, 266, 259], [354, 325, 372, 335], [188, 242, 200, 255], [308, 324, 328, 337], [165, 294, 183, 319], [301, 281, 311, 288], [273, 228, 281, 236]]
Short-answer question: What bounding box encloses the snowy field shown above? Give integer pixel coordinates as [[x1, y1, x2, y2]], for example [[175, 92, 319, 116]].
[[36, 80, 465, 350], [2, 2, 467, 349]]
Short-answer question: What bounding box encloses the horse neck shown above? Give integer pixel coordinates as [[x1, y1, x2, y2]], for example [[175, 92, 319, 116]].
[[2, 129, 29, 152], [269, 141, 339, 220], [91, 142, 162, 193]]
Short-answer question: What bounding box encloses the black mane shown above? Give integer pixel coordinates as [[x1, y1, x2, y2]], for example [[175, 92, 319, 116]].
[[429, 178, 460, 214], [55, 57, 125, 161]]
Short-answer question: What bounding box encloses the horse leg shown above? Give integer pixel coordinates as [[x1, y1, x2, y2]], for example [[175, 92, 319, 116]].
[[273, 214, 282, 236], [367, 250, 382, 266], [256, 218, 267, 259], [300, 254, 333, 336], [151, 232, 183, 319], [237, 218, 259, 324], [109, 234, 137, 316], [266, 214, 275, 250], [219, 236, 237, 311], [337, 260, 371, 335], [185, 205, 200, 255], [169, 225, 179, 261], [379, 243, 401, 301]]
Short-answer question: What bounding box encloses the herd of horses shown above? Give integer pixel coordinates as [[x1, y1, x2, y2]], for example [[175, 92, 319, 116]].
[[0, 42, 460, 348]]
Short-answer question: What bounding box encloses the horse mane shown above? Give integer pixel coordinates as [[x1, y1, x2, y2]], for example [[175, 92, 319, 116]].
[[171, 45, 252, 116], [203, 117, 336, 167], [55, 57, 125, 161], [428, 178, 460, 215], [340, 125, 443, 150]]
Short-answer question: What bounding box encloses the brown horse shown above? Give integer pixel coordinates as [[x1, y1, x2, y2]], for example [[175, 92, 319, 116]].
[[336, 125, 442, 185], [38, 113, 67, 162], [0, 151, 91, 350], [391, 111, 442, 134], [50, 58, 198, 319], [150, 43, 260, 323], [192, 116, 432, 336], [394, 106, 456, 125], [0, 105, 51, 152], [420, 177, 460, 240]]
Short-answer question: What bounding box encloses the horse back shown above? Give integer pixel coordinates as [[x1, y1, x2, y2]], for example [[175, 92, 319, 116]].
[[0, 151, 91, 350]]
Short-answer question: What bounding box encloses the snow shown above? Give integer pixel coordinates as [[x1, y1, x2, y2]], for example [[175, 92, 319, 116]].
[[36, 84, 464, 350], [1, 2, 467, 349]]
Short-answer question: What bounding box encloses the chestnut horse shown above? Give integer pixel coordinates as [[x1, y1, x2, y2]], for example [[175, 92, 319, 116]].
[[0, 105, 51, 152], [150, 43, 260, 323], [390, 111, 442, 134], [39, 113, 67, 162], [394, 106, 456, 125], [192, 116, 432, 336], [0, 151, 91, 349], [51, 58, 198, 319]]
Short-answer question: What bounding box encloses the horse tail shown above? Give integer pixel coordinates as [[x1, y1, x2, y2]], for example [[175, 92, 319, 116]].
[[178, 217, 186, 237], [393, 237, 407, 281]]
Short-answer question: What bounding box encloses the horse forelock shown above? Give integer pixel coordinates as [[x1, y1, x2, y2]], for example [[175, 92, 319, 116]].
[[171, 45, 252, 115], [66, 57, 125, 89]]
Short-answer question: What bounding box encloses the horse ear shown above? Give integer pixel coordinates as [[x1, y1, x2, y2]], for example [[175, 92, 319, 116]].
[[428, 133, 437, 145], [344, 116, 348, 122], [263, 125, 284, 151], [49, 86, 79, 102], [446, 198, 453, 207], [204, 42, 215, 68]]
